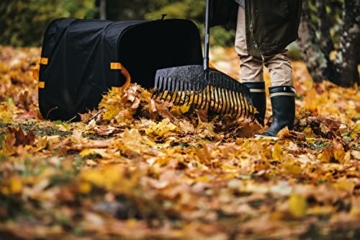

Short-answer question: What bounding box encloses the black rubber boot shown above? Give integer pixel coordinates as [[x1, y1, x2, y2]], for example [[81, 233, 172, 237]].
[[243, 82, 266, 126], [256, 86, 295, 137]]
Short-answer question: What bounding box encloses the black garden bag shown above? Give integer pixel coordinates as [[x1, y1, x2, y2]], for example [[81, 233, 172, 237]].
[[37, 18, 203, 121]]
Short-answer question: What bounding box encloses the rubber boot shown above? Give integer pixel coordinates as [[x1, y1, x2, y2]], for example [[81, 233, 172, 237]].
[[256, 86, 295, 137], [243, 82, 266, 126]]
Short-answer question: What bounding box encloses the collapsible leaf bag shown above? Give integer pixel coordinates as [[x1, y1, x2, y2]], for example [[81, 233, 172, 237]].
[[37, 18, 203, 121]]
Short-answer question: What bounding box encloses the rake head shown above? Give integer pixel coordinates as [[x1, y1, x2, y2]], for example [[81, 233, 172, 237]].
[[152, 65, 256, 120]]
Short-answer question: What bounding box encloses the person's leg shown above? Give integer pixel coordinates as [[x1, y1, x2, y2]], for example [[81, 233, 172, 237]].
[[263, 49, 293, 86], [235, 6, 265, 125], [258, 50, 296, 137]]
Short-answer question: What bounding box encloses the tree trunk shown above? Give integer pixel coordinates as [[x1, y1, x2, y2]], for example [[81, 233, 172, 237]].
[[297, 0, 360, 87], [99, 0, 106, 20], [297, 0, 331, 83], [332, 0, 360, 87]]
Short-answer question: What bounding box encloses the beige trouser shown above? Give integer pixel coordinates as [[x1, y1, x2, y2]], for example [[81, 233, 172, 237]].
[[235, 6, 293, 86]]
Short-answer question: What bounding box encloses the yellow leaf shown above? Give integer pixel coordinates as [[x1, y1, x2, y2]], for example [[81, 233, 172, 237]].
[[170, 104, 191, 116], [272, 142, 284, 161], [289, 194, 307, 218], [145, 119, 179, 137], [1, 133, 16, 155], [10, 179, 22, 194], [0, 102, 15, 123], [319, 147, 333, 163], [304, 88, 318, 111], [78, 182, 92, 194], [332, 139, 346, 164], [333, 178, 355, 191], [1, 178, 23, 195], [80, 166, 123, 190], [123, 128, 143, 146], [79, 148, 106, 158], [80, 169, 105, 187], [283, 162, 302, 175], [36, 136, 48, 151], [350, 122, 360, 139]]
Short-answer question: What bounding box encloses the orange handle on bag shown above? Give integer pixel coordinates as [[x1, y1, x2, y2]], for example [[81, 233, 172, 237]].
[[110, 62, 131, 92]]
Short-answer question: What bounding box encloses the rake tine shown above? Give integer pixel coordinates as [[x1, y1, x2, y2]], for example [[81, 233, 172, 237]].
[[210, 85, 216, 110], [205, 80, 211, 110], [155, 76, 162, 100], [221, 88, 227, 114], [237, 91, 245, 119], [161, 77, 171, 101], [231, 82, 238, 115], [167, 77, 175, 100], [206, 85, 212, 109], [194, 82, 202, 107], [234, 90, 241, 117], [169, 78, 176, 102], [214, 87, 220, 112], [236, 83, 244, 116], [153, 76, 163, 99], [228, 83, 235, 115], [240, 93, 247, 119], [244, 95, 252, 119], [225, 80, 232, 114], [196, 82, 203, 108], [209, 72, 223, 112], [215, 87, 221, 113], [198, 91, 204, 109], [250, 96, 256, 121], [189, 81, 197, 106], [189, 82, 195, 106], [171, 77, 176, 92], [244, 90, 252, 118], [232, 82, 240, 116], [160, 76, 166, 92], [172, 78, 181, 103], [232, 89, 239, 117], [238, 90, 245, 117], [200, 86, 207, 109], [179, 81, 185, 105], [182, 84, 189, 105], [167, 78, 174, 101], [242, 91, 249, 120], [228, 89, 235, 115], [224, 83, 231, 114], [199, 81, 207, 108], [152, 77, 159, 98], [192, 82, 198, 107], [202, 85, 210, 110], [168, 78, 176, 101], [185, 81, 191, 106], [159, 77, 167, 100], [178, 80, 185, 105]]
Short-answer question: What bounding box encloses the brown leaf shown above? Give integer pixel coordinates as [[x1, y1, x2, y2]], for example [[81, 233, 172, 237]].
[[8, 127, 35, 146]]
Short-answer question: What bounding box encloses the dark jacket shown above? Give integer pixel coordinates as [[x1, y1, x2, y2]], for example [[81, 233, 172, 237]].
[[210, 0, 302, 56]]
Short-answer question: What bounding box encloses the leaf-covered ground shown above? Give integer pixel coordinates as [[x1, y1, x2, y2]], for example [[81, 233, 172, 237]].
[[0, 46, 360, 239]]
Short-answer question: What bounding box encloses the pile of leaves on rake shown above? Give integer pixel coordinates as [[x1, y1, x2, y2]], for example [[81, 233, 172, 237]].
[[0, 46, 360, 240]]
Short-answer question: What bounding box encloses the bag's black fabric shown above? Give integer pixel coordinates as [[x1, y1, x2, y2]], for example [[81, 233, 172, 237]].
[[38, 18, 203, 121]]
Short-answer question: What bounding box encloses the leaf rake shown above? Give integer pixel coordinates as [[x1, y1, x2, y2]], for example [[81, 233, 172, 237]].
[[152, 0, 255, 120]]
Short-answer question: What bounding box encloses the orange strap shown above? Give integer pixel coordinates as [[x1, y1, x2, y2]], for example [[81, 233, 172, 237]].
[[110, 62, 131, 92], [35, 60, 131, 90], [33, 58, 48, 88]]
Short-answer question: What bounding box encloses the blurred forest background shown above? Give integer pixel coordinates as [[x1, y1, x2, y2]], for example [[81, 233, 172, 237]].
[[0, 0, 358, 87], [0, 0, 343, 48]]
